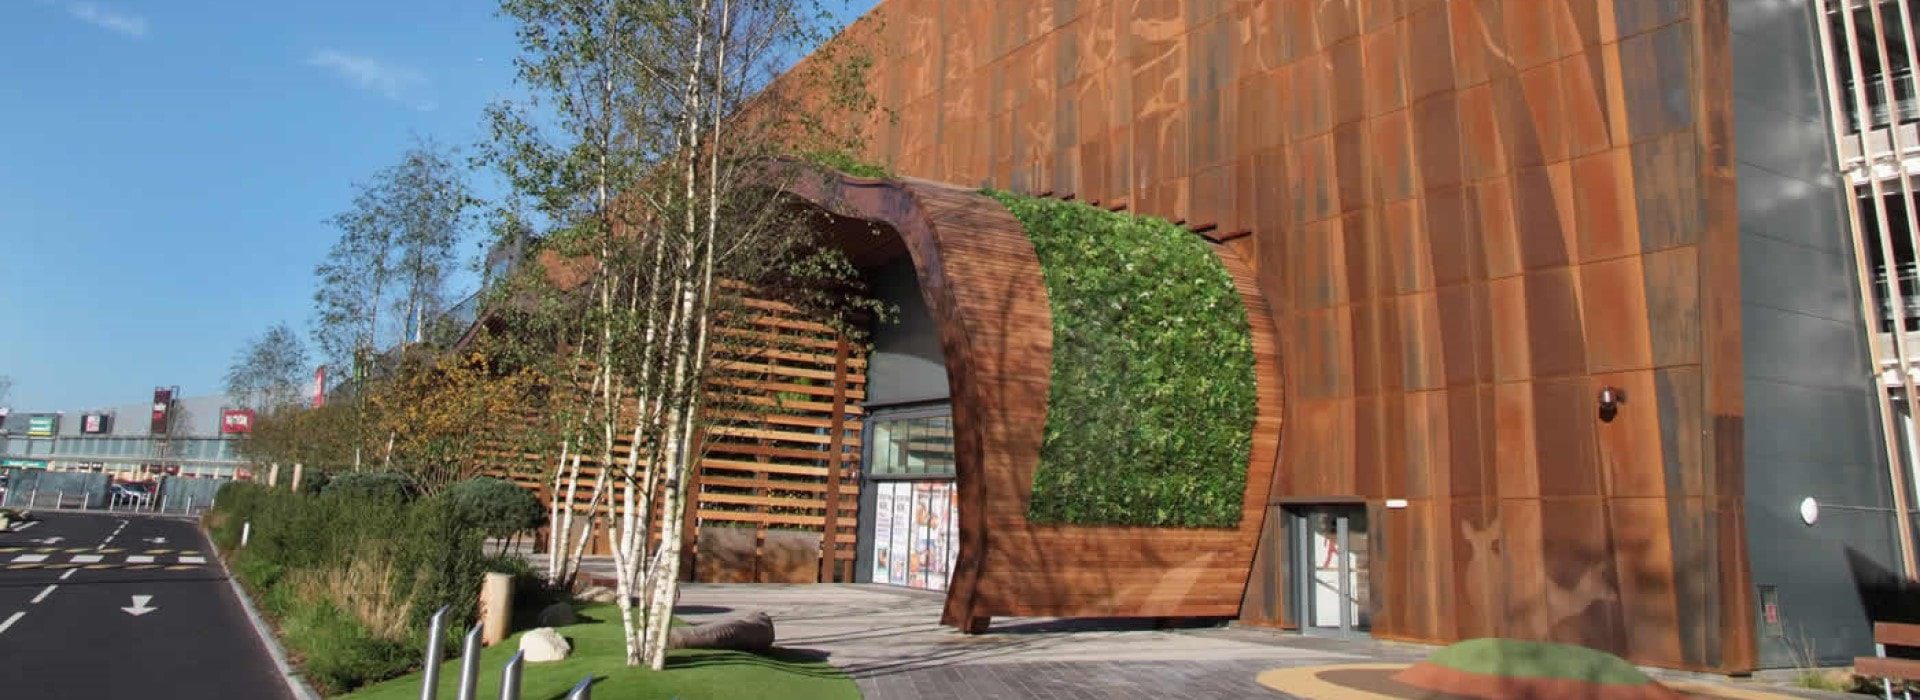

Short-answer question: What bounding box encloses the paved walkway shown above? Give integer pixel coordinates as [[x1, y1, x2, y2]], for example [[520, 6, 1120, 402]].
[[674, 583, 1423, 700]]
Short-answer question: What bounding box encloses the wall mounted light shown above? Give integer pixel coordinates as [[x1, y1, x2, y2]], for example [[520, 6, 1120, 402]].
[[1598, 386, 1627, 423], [1800, 497, 1820, 526]]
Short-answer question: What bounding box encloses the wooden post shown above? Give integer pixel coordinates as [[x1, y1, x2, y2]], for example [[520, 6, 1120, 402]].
[[819, 337, 851, 583], [479, 572, 513, 646]]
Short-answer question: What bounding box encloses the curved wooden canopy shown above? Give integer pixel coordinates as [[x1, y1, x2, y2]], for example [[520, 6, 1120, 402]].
[[774, 163, 1283, 630]]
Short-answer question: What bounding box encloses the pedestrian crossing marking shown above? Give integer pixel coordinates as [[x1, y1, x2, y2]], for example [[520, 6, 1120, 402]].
[[71, 555, 101, 564], [13, 554, 48, 563], [126, 555, 154, 564], [179, 556, 206, 564]]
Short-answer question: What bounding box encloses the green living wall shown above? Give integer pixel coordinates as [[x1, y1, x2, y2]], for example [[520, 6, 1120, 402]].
[[988, 191, 1257, 528]]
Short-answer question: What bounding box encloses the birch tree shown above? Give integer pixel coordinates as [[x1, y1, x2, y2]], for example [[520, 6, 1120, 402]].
[[224, 323, 311, 412], [488, 0, 881, 669]]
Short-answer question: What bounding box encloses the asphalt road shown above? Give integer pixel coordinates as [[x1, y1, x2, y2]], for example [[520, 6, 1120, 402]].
[[0, 511, 290, 699]]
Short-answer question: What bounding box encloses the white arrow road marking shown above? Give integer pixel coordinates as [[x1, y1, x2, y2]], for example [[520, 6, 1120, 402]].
[[12, 554, 47, 563], [126, 555, 153, 564], [121, 596, 157, 617], [30, 585, 56, 604], [70, 555, 101, 564], [0, 612, 22, 634]]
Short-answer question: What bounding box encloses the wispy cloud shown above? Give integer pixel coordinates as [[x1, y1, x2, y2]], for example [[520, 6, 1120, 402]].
[[64, 1, 147, 38], [305, 49, 437, 112]]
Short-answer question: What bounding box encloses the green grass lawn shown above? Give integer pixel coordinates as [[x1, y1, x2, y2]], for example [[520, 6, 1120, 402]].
[[1424, 638, 1654, 685], [339, 604, 858, 700]]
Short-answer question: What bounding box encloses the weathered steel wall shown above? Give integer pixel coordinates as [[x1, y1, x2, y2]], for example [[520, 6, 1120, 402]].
[[789, 0, 1755, 672]]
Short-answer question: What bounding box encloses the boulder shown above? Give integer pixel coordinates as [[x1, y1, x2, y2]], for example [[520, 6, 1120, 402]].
[[668, 611, 775, 653], [537, 602, 578, 627], [519, 627, 572, 663]]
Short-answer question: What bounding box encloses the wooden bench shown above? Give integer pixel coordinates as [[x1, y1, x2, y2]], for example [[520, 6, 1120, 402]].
[[1856, 622, 1920, 699]]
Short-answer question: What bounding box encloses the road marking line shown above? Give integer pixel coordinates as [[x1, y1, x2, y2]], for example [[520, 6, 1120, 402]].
[[15, 521, 38, 531], [30, 585, 56, 604], [32, 547, 55, 553], [182, 550, 202, 555], [5, 564, 42, 570], [179, 556, 206, 564], [164, 565, 195, 571], [71, 554, 102, 563], [59, 569, 76, 580], [13, 554, 48, 563], [126, 564, 159, 571], [126, 555, 154, 564], [0, 547, 20, 553], [44, 564, 78, 570], [83, 564, 114, 570], [142, 549, 171, 555], [97, 548, 124, 554], [0, 612, 22, 634]]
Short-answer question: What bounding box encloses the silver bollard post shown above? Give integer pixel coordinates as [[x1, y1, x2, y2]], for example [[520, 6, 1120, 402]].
[[27, 486, 36, 509], [564, 677, 592, 700], [56, 491, 64, 510], [498, 650, 524, 700], [456, 625, 483, 700], [421, 606, 449, 700], [240, 521, 251, 548]]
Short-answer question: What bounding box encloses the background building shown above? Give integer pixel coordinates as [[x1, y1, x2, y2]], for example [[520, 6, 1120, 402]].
[[0, 389, 252, 480]]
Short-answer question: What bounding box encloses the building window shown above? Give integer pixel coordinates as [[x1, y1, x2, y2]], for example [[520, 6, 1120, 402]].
[[866, 413, 954, 477], [1829, 0, 1920, 133], [1859, 186, 1920, 331]]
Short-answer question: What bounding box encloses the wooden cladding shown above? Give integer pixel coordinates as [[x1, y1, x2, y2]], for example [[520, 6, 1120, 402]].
[[485, 294, 865, 584], [775, 163, 1283, 629]]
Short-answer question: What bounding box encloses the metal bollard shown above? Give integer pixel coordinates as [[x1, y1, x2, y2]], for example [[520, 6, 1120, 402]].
[[456, 625, 482, 700], [56, 491, 65, 510], [240, 521, 251, 548], [421, 606, 449, 700], [499, 650, 524, 700], [27, 487, 36, 509], [564, 677, 592, 700]]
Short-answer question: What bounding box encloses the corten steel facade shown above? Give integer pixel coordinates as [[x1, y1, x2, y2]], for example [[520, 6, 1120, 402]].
[[763, 0, 1918, 674]]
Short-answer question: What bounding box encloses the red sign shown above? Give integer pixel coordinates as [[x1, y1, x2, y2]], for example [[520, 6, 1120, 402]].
[[151, 388, 174, 434], [81, 413, 112, 434], [221, 409, 255, 434]]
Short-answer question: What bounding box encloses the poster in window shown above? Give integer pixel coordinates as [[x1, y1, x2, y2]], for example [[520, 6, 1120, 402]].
[[870, 483, 896, 584]]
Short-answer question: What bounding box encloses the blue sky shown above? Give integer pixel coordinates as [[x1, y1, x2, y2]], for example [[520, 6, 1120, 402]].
[[0, 0, 875, 412]]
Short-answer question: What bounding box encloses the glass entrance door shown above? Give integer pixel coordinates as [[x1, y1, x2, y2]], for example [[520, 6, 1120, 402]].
[[1290, 505, 1370, 633]]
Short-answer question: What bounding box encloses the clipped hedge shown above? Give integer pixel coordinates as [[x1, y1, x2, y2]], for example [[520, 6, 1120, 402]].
[[989, 191, 1257, 528]]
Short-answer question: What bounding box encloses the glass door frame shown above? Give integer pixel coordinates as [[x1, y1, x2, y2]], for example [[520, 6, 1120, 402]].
[[1286, 503, 1371, 637], [853, 400, 955, 585]]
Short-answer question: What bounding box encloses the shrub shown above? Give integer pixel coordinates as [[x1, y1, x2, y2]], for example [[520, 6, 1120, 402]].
[[211, 480, 489, 693], [988, 191, 1258, 528], [322, 471, 415, 502], [441, 477, 546, 539]]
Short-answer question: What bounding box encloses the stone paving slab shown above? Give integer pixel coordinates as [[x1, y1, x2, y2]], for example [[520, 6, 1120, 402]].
[[674, 583, 1410, 699]]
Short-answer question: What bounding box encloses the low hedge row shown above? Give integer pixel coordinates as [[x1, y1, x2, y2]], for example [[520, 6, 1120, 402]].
[[208, 479, 507, 695], [989, 191, 1258, 528]]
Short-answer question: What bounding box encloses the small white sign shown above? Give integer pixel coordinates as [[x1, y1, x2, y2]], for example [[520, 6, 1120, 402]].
[[1385, 499, 1409, 509]]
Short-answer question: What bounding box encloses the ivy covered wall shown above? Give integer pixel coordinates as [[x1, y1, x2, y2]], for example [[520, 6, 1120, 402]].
[[989, 192, 1257, 528]]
